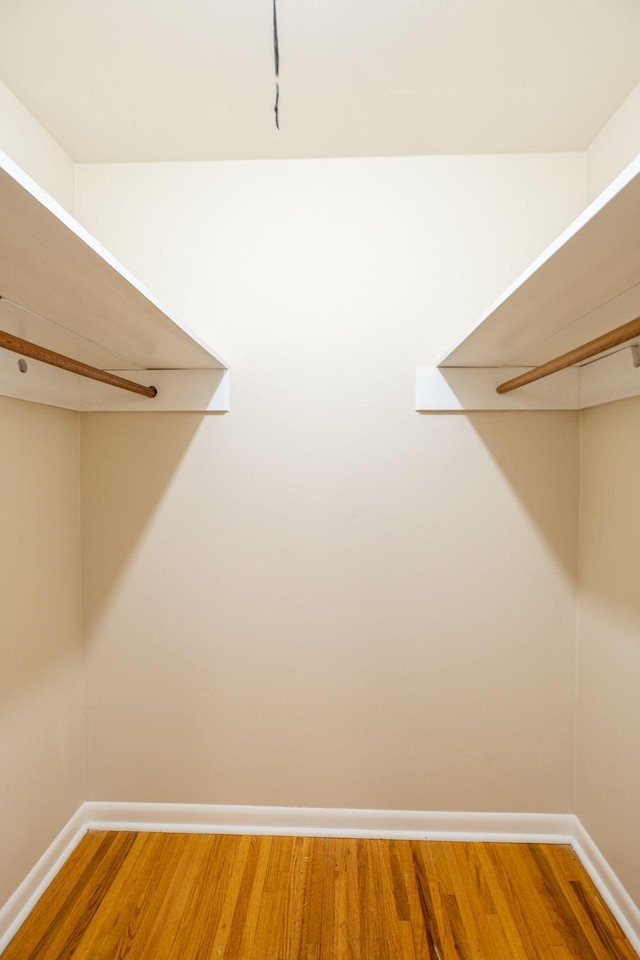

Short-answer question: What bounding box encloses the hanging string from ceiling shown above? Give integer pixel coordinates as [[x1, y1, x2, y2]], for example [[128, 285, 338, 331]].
[[273, 0, 280, 130]]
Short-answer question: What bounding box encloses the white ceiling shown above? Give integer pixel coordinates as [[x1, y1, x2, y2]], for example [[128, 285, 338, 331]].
[[1, 0, 640, 162]]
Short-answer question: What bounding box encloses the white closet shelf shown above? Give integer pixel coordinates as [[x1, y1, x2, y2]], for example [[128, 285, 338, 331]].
[[0, 150, 228, 412], [417, 154, 640, 411]]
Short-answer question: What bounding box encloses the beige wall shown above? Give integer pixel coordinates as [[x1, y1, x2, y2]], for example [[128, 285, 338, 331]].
[[77, 155, 583, 811], [576, 395, 640, 907], [0, 85, 83, 915], [80, 410, 579, 810], [577, 79, 640, 910], [0, 397, 83, 909], [586, 79, 640, 202], [0, 79, 75, 213]]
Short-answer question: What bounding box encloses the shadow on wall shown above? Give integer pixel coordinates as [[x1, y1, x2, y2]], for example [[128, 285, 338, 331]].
[[77, 402, 581, 808], [0, 399, 82, 711], [579, 396, 640, 622], [83, 408, 582, 645], [469, 410, 580, 582], [418, 410, 580, 584], [80, 412, 219, 639]]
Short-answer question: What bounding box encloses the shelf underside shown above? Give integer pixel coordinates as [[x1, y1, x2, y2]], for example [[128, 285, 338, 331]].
[[442, 157, 640, 369], [0, 151, 227, 410], [0, 153, 225, 373]]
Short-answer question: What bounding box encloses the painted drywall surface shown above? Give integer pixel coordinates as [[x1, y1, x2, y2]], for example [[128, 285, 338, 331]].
[[576, 395, 640, 907], [81, 410, 579, 811], [77, 155, 584, 811], [587, 79, 640, 202], [75, 154, 587, 366], [2, 1, 640, 163], [0, 397, 83, 910], [0, 79, 75, 213]]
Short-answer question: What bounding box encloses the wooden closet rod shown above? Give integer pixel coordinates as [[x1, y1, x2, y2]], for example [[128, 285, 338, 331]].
[[0, 329, 157, 398], [496, 315, 640, 394]]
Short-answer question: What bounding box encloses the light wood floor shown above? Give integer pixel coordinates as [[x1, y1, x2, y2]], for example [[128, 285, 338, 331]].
[[3, 832, 637, 960]]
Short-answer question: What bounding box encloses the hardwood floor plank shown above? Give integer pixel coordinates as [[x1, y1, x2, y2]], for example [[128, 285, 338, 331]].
[[117, 834, 206, 959], [388, 840, 411, 923], [447, 842, 494, 958], [274, 836, 299, 957], [68, 832, 185, 959], [254, 891, 286, 958], [283, 836, 312, 959], [357, 838, 383, 959], [550, 947, 580, 960], [162, 835, 224, 960], [378, 841, 407, 959], [534, 845, 638, 960], [460, 844, 511, 960], [167, 834, 239, 960], [527, 844, 607, 960], [233, 834, 273, 960], [334, 837, 348, 960], [395, 841, 432, 960], [320, 837, 338, 960], [205, 835, 254, 959], [570, 880, 639, 960], [487, 911, 523, 959], [3, 831, 138, 960], [474, 843, 532, 960], [223, 835, 261, 957], [301, 838, 326, 952], [138, 834, 219, 959], [1, 831, 107, 960], [499, 843, 567, 955], [410, 841, 450, 959], [3, 833, 637, 960]]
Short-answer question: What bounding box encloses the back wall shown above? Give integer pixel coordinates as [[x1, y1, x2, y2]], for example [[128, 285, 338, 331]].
[[76, 154, 584, 811]]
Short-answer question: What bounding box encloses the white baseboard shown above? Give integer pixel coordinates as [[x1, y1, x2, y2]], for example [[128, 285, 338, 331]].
[[0, 806, 87, 954], [571, 818, 640, 956], [1, 803, 638, 958], [84, 801, 574, 844]]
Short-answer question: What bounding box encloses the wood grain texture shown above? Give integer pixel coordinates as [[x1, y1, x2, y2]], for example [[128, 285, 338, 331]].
[[2, 833, 637, 960]]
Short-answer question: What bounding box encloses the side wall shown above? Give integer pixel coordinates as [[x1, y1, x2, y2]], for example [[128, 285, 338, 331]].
[[0, 102, 83, 914], [576, 396, 640, 908], [77, 154, 583, 812], [0, 79, 75, 212], [574, 79, 640, 912], [0, 397, 83, 910], [586, 79, 640, 201]]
